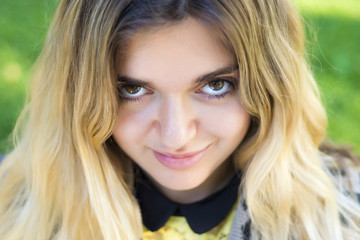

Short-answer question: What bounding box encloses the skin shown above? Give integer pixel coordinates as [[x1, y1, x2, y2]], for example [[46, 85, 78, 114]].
[[113, 18, 250, 204]]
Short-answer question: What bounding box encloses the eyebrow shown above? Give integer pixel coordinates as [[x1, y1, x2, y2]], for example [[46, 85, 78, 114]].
[[195, 64, 238, 84], [117, 64, 238, 87]]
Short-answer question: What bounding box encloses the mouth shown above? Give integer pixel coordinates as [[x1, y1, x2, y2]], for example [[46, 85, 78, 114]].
[[153, 146, 209, 170]]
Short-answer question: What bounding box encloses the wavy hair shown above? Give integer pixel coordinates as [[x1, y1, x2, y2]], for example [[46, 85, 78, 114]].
[[0, 0, 359, 239]]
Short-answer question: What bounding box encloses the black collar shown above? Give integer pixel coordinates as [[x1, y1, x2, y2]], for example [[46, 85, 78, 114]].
[[135, 172, 241, 234]]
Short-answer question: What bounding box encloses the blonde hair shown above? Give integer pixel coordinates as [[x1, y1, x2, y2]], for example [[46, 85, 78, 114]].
[[0, 0, 359, 239]]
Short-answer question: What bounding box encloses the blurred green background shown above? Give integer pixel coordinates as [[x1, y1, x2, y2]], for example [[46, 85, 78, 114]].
[[0, 0, 359, 154]]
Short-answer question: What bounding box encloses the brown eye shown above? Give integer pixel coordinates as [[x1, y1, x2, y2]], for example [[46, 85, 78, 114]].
[[124, 84, 142, 94], [119, 84, 149, 98], [208, 80, 224, 91], [200, 79, 231, 96]]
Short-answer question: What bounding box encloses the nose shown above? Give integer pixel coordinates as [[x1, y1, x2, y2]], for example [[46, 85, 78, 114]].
[[157, 96, 197, 151]]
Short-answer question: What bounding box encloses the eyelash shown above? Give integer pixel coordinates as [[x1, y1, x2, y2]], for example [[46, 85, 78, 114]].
[[118, 78, 237, 103], [199, 78, 236, 100]]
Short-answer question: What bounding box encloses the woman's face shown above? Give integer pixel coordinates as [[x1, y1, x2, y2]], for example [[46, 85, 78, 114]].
[[113, 18, 250, 203]]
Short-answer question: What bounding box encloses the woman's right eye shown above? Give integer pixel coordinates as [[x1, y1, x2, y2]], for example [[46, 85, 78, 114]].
[[119, 84, 150, 99]]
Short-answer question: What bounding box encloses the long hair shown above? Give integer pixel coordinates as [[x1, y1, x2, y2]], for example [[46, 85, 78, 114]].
[[0, 0, 359, 239]]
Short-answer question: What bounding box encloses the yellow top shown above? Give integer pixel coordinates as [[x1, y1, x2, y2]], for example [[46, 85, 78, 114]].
[[142, 203, 237, 240]]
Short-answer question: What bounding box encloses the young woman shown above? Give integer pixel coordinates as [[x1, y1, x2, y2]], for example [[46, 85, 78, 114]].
[[0, 0, 359, 239]]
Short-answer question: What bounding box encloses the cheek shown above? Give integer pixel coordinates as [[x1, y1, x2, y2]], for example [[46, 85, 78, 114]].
[[198, 100, 250, 140], [113, 106, 152, 147]]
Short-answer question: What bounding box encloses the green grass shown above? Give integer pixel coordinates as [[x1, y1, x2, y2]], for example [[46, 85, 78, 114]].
[[0, 0, 359, 154]]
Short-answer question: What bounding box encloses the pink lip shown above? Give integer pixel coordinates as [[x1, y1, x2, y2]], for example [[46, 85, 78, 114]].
[[153, 147, 208, 170]]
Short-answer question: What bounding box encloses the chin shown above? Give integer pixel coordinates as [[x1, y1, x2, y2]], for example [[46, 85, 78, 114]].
[[156, 173, 207, 191]]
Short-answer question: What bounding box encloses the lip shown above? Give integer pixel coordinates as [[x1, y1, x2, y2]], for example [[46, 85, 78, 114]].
[[153, 146, 208, 170]]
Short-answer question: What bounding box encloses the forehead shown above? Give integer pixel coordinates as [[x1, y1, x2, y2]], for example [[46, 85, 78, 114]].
[[117, 18, 234, 89]]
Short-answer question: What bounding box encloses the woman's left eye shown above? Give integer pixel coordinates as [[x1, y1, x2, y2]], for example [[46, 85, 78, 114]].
[[200, 79, 233, 96]]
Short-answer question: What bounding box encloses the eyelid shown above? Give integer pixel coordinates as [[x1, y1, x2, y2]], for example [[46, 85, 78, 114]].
[[117, 76, 153, 90], [197, 76, 238, 90], [117, 78, 155, 93]]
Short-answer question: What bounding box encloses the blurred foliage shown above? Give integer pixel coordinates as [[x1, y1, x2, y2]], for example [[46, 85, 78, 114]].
[[294, 0, 360, 20], [0, 0, 57, 153], [305, 16, 360, 153], [0, 0, 359, 154]]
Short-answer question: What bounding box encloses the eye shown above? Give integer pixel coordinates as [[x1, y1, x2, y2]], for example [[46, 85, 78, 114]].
[[119, 84, 150, 99], [200, 79, 232, 96]]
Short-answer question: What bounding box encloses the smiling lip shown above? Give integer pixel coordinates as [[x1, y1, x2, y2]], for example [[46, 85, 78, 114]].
[[153, 147, 208, 170]]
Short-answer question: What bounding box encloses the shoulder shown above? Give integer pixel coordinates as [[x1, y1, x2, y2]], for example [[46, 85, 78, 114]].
[[320, 142, 360, 201]]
